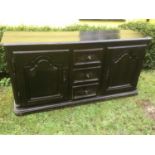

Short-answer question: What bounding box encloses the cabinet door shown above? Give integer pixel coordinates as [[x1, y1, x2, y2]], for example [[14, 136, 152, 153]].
[[12, 49, 69, 107], [103, 45, 146, 95]]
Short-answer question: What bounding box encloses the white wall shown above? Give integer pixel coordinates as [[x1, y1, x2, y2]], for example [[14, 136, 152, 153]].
[[0, 0, 79, 26], [0, 0, 154, 26]]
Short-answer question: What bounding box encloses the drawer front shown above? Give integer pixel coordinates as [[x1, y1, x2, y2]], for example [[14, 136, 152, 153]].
[[73, 67, 101, 84], [73, 83, 98, 100], [73, 48, 103, 65]]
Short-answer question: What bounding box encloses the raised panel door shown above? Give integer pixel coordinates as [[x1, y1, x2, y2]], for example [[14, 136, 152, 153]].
[[12, 49, 69, 107], [103, 45, 147, 94]]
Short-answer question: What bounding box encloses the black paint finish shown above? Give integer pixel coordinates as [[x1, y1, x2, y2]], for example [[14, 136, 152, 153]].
[[4, 31, 151, 115]]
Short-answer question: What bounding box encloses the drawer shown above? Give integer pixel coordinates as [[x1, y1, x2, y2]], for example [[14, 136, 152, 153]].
[[73, 48, 103, 66], [73, 83, 98, 100], [73, 66, 101, 84]]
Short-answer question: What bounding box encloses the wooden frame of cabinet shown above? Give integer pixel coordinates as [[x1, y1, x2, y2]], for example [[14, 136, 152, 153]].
[[4, 37, 151, 115]]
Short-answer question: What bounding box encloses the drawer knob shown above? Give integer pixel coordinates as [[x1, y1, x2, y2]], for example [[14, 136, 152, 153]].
[[86, 73, 90, 78], [84, 90, 89, 94], [87, 55, 92, 60]]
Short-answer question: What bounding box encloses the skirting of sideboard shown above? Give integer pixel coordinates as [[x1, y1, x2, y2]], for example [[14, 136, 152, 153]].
[[14, 89, 138, 116]]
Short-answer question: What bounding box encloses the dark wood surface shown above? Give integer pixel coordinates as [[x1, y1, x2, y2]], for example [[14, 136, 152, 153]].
[[3, 31, 151, 115]]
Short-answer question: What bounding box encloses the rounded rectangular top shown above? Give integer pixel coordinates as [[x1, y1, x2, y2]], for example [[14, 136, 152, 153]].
[[2, 30, 151, 45]]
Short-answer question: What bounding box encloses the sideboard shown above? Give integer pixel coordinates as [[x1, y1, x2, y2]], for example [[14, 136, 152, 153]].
[[4, 31, 151, 115]]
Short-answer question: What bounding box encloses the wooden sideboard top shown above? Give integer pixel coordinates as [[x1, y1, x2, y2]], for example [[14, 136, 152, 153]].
[[3, 30, 151, 47]]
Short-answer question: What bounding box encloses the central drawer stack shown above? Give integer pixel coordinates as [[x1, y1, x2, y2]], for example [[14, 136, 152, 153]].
[[72, 48, 104, 100]]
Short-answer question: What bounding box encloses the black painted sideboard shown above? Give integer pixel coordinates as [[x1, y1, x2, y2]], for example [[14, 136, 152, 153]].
[[4, 31, 151, 115]]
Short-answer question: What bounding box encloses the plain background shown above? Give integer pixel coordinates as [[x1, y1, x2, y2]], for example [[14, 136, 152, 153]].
[[0, 0, 155, 154], [0, 0, 155, 26]]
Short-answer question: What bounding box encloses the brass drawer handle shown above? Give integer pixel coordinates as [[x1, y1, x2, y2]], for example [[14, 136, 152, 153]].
[[84, 90, 89, 95], [86, 73, 90, 78], [87, 55, 92, 60]]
